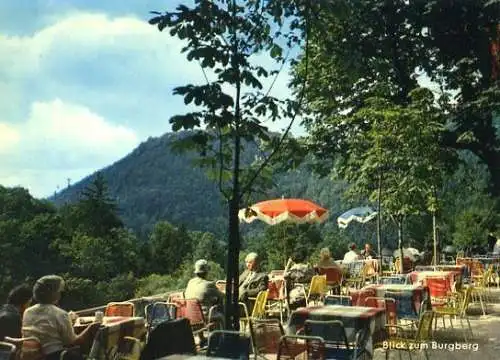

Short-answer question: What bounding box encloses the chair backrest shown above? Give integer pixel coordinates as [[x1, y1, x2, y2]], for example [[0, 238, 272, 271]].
[[378, 276, 407, 285], [308, 275, 327, 298], [384, 291, 416, 318], [384, 298, 398, 329], [317, 267, 342, 285], [324, 295, 352, 306], [145, 302, 177, 331], [363, 296, 386, 309], [249, 319, 284, 356], [415, 311, 434, 342], [0, 342, 16, 360], [270, 270, 285, 278], [3, 337, 43, 360], [215, 280, 226, 293], [304, 320, 349, 348], [355, 288, 376, 306], [167, 291, 185, 303], [426, 276, 451, 303], [459, 287, 473, 316], [277, 335, 325, 360], [207, 331, 251, 360], [251, 290, 269, 318], [179, 299, 206, 327], [139, 318, 196, 360], [267, 279, 285, 301], [105, 301, 135, 317]]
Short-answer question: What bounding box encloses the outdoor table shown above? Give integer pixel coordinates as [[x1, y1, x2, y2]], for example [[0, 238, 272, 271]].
[[349, 283, 428, 316], [75, 316, 146, 360], [409, 270, 455, 287], [287, 305, 386, 357]]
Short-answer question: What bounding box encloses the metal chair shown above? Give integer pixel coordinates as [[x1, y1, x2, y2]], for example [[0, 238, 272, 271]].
[[266, 279, 287, 323], [277, 335, 325, 360], [383, 310, 435, 360], [324, 295, 352, 306], [206, 330, 251, 360], [249, 319, 284, 360], [3, 337, 42, 360], [145, 301, 177, 333], [433, 286, 473, 341], [304, 320, 366, 360]]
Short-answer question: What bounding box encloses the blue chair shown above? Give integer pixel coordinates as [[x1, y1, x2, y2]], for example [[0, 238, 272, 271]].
[[145, 302, 177, 332], [324, 295, 352, 306]]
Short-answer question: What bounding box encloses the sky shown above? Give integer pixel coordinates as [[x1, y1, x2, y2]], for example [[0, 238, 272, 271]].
[[0, 0, 300, 198]]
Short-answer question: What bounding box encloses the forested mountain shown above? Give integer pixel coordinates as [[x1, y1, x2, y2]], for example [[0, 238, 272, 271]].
[[50, 132, 349, 239]]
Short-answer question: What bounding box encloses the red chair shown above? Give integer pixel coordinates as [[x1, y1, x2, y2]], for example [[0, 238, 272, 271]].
[[317, 267, 343, 294], [167, 291, 185, 303], [354, 288, 376, 306], [174, 299, 217, 337], [266, 279, 287, 323], [104, 301, 135, 317], [277, 335, 325, 360], [426, 276, 452, 307]]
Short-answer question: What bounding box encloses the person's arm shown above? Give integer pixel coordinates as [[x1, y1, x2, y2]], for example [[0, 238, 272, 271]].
[[59, 312, 99, 347], [246, 274, 269, 297]]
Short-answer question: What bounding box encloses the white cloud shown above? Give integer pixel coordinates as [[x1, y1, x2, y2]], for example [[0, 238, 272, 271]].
[[0, 99, 138, 197], [0, 10, 300, 197]]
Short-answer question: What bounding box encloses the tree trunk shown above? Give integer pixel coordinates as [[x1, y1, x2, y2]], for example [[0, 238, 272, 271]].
[[223, 0, 242, 331], [225, 195, 241, 330], [398, 218, 404, 274], [432, 211, 438, 265]]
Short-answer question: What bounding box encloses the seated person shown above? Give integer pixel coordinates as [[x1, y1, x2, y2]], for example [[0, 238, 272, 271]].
[[316, 247, 342, 270], [22, 275, 100, 360], [185, 259, 224, 321], [360, 243, 377, 259], [284, 247, 315, 308], [238, 253, 268, 312], [343, 243, 361, 263], [0, 284, 32, 340]]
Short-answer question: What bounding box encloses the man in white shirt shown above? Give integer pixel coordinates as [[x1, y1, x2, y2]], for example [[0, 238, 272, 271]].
[[343, 243, 361, 263]]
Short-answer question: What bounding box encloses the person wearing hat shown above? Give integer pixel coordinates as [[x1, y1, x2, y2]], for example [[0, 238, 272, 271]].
[[343, 243, 361, 263], [184, 259, 224, 319], [22, 275, 100, 360]]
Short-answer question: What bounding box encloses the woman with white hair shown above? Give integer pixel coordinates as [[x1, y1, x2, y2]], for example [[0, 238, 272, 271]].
[[22, 275, 100, 360]]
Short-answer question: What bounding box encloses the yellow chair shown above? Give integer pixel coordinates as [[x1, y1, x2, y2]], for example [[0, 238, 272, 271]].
[[433, 286, 473, 341], [304, 275, 327, 306], [239, 290, 269, 331]]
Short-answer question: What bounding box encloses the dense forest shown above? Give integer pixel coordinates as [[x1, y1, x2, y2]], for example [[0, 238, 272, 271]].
[[1, 129, 497, 310]]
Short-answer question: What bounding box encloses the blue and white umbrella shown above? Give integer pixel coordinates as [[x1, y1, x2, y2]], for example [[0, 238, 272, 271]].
[[337, 207, 378, 229]]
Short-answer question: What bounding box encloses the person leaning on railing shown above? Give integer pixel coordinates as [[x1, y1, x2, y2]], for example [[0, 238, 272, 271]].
[[22, 275, 100, 360]]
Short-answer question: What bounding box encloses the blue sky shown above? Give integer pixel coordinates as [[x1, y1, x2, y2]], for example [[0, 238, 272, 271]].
[[0, 1, 299, 198]]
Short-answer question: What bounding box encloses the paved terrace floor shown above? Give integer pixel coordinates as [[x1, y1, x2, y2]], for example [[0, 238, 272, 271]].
[[373, 288, 500, 360]]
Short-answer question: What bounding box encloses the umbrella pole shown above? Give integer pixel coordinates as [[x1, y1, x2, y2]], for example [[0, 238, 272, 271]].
[[376, 174, 382, 274]]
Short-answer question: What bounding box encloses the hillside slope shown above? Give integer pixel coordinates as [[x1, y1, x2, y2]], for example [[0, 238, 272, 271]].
[[51, 132, 349, 238]]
